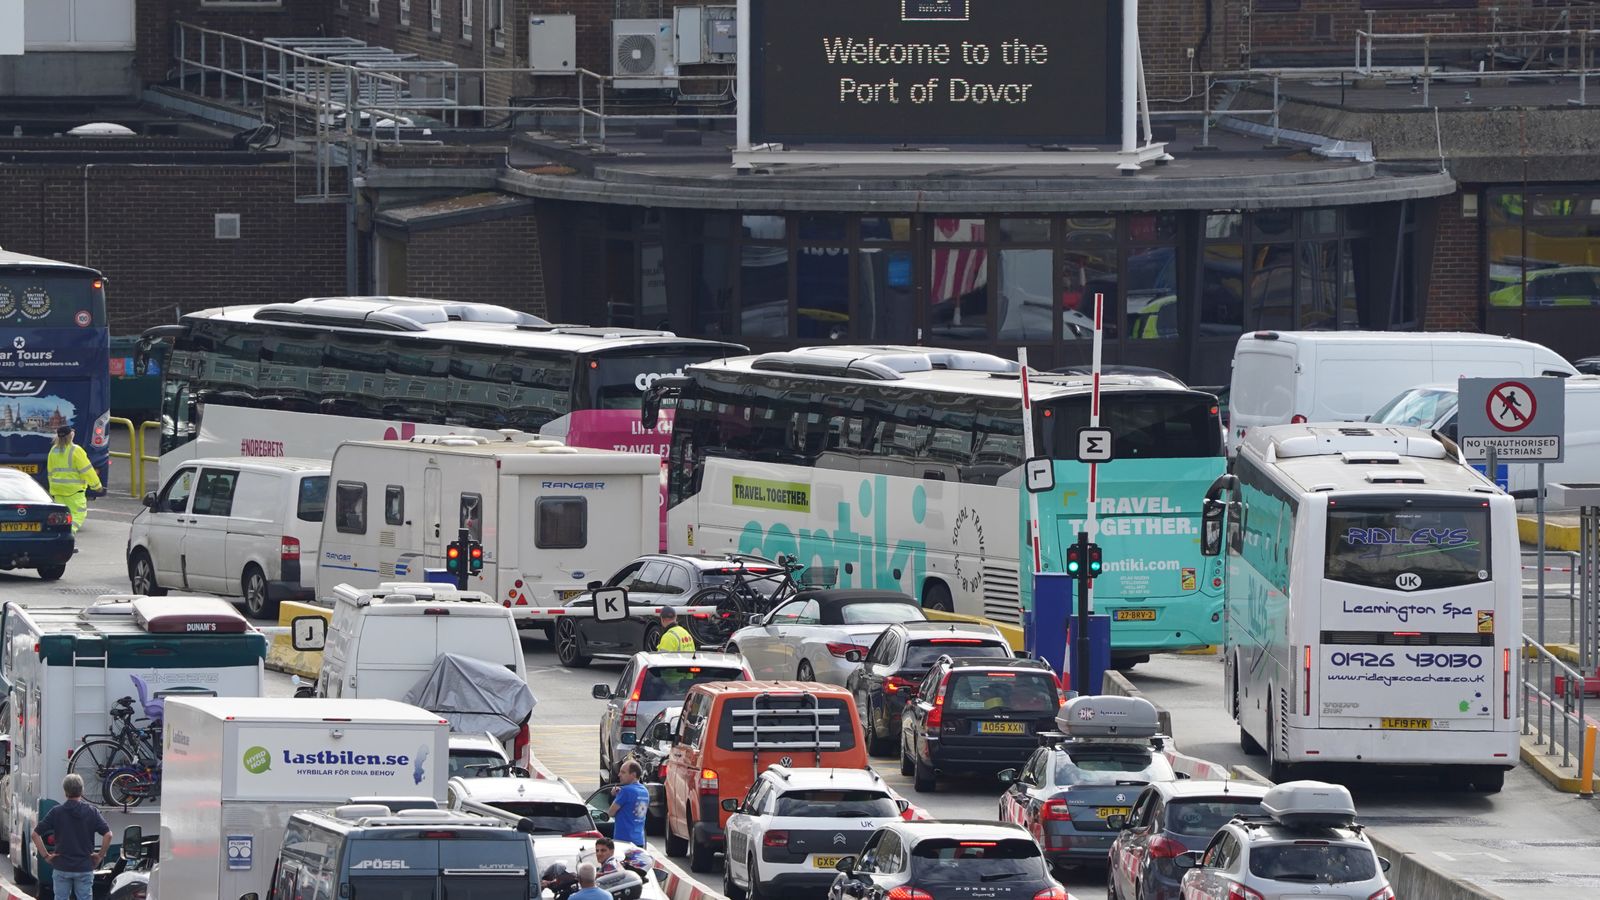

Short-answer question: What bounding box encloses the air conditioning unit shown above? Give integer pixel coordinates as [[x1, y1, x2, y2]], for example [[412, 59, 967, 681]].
[[612, 18, 675, 89]]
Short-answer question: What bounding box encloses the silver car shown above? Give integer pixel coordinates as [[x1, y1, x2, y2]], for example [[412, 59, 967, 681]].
[[1176, 815, 1393, 900], [591, 651, 749, 783], [726, 590, 925, 684]]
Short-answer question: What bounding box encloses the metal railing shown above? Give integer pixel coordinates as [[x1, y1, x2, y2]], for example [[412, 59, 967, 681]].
[[1522, 635, 1589, 771], [1356, 26, 1600, 106], [107, 418, 162, 499], [1524, 549, 1582, 661]]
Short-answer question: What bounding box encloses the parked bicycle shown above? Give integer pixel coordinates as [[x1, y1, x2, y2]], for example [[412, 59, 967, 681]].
[[67, 697, 163, 808], [684, 554, 837, 646]]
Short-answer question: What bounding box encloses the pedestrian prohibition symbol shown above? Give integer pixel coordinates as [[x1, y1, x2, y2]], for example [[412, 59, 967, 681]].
[[1485, 381, 1536, 432]]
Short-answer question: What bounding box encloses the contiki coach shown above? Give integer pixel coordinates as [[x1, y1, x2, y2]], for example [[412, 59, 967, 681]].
[[646, 346, 1227, 657], [141, 296, 745, 548], [1206, 423, 1520, 792]]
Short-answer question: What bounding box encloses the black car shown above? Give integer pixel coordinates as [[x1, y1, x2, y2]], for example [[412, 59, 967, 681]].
[[553, 552, 785, 666], [846, 621, 1013, 756], [0, 468, 74, 581], [828, 821, 1067, 900], [901, 656, 1063, 793]]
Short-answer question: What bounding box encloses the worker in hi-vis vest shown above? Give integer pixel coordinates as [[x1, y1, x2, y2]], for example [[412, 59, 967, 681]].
[[47, 426, 101, 533], [655, 607, 697, 653]]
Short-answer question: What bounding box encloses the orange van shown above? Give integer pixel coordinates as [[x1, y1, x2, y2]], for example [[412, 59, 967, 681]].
[[662, 681, 868, 872]]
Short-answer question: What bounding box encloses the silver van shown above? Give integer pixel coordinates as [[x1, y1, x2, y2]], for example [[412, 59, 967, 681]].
[[126, 457, 329, 619]]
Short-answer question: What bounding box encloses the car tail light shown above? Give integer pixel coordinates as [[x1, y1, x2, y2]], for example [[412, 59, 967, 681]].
[[46, 511, 70, 527], [1040, 799, 1072, 821], [1032, 887, 1067, 900], [699, 768, 718, 795], [565, 830, 604, 838], [826, 642, 868, 659], [281, 536, 301, 561], [1226, 884, 1266, 900], [1147, 835, 1186, 859], [1367, 888, 1396, 900], [1503, 648, 1512, 720], [926, 672, 951, 730], [657, 762, 668, 780], [513, 722, 531, 767], [420, 831, 459, 839], [886, 888, 933, 900], [884, 675, 917, 695], [763, 831, 789, 848], [1055, 672, 1070, 703], [928, 638, 983, 645], [623, 670, 646, 728]]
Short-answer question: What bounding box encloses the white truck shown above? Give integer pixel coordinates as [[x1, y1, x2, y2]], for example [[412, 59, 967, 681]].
[[315, 436, 661, 621], [151, 696, 452, 900]]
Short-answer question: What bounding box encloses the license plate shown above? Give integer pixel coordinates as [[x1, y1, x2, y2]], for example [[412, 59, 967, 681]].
[[0, 522, 40, 533], [559, 590, 584, 600], [1, 463, 37, 474], [812, 856, 843, 870], [979, 721, 1024, 735], [1114, 609, 1157, 621], [1381, 717, 1432, 730], [1096, 807, 1131, 819]]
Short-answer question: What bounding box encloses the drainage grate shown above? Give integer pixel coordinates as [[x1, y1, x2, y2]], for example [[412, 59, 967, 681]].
[[51, 585, 122, 596], [1359, 815, 1494, 828]]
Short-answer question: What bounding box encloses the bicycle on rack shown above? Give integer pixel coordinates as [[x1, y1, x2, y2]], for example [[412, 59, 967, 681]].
[[684, 554, 838, 647], [67, 697, 164, 808]]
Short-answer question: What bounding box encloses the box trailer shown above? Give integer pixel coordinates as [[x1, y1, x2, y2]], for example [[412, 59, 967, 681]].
[[150, 696, 451, 900]]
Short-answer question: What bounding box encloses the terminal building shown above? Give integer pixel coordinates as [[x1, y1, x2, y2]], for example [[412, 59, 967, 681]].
[[1, 1, 1598, 383]]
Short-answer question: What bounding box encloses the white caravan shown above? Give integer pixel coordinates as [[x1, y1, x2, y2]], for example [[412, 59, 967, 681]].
[[315, 437, 661, 618], [151, 696, 451, 900]]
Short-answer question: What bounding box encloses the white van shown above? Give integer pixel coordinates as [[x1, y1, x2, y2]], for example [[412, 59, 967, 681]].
[[126, 458, 329, 619], [1227, 331, 1575, 452], [315, 437, 660, 618], [1371, 375, 1600, 503]]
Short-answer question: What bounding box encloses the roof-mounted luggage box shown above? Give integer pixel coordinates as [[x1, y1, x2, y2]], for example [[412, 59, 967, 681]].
[[1261, 780, 1358, 829], [1056, 695, 1161, 739]]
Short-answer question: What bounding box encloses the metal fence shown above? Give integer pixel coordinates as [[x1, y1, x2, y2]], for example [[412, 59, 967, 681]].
[[1522, 635, 1591, 771]]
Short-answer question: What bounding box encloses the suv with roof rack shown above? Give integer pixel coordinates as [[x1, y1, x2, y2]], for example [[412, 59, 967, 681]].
[[845, 621, 1015, 756], [1175, 781, 1393, 900], [902, 655, 1065, 793]]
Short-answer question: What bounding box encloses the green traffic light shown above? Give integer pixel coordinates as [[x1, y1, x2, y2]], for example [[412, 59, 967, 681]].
[[1066, 561, 1080, 574]]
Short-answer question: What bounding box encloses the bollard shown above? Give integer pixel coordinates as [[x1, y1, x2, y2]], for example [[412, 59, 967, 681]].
[[1583, 724, 1598, 796]]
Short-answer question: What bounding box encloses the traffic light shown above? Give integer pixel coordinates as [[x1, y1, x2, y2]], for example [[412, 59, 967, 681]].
[[1087, 543, 1103, 577], [1065, 543, 1083, 575], [468, 541, 484, 575], [446, 540, 464, 574]]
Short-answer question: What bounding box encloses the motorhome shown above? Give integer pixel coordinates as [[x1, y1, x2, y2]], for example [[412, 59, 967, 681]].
[[5, 597, 267, 885], [315, 437, 660, 619]]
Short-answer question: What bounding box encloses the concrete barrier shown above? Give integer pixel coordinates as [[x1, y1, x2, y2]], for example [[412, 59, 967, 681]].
[[659, 856, 730, 900], [265, 600, 332, 679], [1518, 514, 1579, 552]]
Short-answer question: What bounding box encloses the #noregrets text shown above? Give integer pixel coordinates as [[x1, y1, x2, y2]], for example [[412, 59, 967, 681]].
[[821, 36, 1050, 105]]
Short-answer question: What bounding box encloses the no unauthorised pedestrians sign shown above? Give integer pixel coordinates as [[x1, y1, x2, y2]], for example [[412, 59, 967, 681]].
[[1458, 377, 1565, 462]]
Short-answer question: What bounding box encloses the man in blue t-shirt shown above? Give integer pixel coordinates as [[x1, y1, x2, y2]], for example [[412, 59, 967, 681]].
[[608, 760, 651, 847], [31, 774, 111, 900]]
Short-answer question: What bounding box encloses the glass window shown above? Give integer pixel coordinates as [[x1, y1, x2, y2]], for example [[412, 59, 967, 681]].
[[335, 481, 367, 535], [999, 218, 1051, 243], [159, 468, 197, 514], [1049, 747, 1175, 786], [659, 564, 692, 595], [385, 486, 404, 527], [536, 497, 587, 549], [1249, 244, 1294, 329], [774, 789, 898, 817], [740, 244, 790, 338], [192, 468, 238, 517], [910, 839, 1046, 883], [1253, 210, 1295, 242], [997, 249, 1053, 342], [1165, 798, 1265, 837], [1127, 244, 1178, 340], [639, 665, 745, 701], [1296, 240, 1341, 330], [837, 602, 924, 625], [769, 599, 821, 625], [929, 220, 990, 342], [742, 215, 786, 241], [1128, 213, 1180, 243], [933, 218, 985, 242], [459, 493, 483, 541], [859, 249, 915, 342], [944, 671, 1058, 713], [298, 476, 328, 522], [1249, 843, 1377, 883], [797, 247, 851, 341], [1326, 505, 1490, 591], [904, 639, 1010, 669], [797, 214, 846, 241], [497, 349, 574, 431], [1302, 208, 1338, 235], [1202, 242, 1245, 337], [1205, 213, 1243, 241], [691, 241, 736, 338], [1062, 219, 1118, 340], [1039, 392, 1223, 460], [861, 217, 911, 242]]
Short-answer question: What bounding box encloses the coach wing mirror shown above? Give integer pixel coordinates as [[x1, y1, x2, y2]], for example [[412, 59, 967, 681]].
[[1200, 474, 1238, 558], [639, 375, 689, 431]]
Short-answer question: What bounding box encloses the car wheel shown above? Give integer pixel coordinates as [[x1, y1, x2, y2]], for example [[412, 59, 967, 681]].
[[913, 754, 936, 793], [643, 623, 664, 652], [242, 564, 278, 620], [922, 580, 954, 613], [128, 549, 166, 596], [647, 806, 666, 837], [1473, 768, 1506, 793], [35, 565, 65, 582], [746, 855, 764, 900], [723, 855, 747, 900], [1136, 871, 1160, 900], [900, 734, 914, 776], [797, 659, 816, 681], [556, 618, 592, 668], [689, 821, 717, 873], [665, 810, 689, 857]]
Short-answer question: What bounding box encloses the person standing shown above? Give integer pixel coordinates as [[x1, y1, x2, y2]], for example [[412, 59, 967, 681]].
[[570, 863, 613, 900], [31, 773, 111, 900], [46, 426, 100, 534], [608, 760, 651, 847], [655, 607, 696, 653]]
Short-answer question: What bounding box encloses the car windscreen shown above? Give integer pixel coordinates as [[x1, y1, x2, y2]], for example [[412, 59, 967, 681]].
[[1247, 842, 1378, 883], [909, 838, 1047, 883], [773, 789, 898, 818], [449, 751, 507, 779], [1165, 798, 1266, 836], [484, 801, 592, 834], [838, 602, 925, 625], [1326, 504, 1490, 591], [640, 666, 746, 702], [1370, 388, 1458, 430], [1051, 747, 1173, 787], [945, 672, 1059, 715], [904, 639, 1011, 669]]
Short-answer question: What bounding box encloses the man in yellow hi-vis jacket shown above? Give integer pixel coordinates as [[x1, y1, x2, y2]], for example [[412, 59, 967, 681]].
[[47, 426, 101, 533]]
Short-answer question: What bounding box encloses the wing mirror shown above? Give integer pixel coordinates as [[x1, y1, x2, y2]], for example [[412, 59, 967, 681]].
[[120, 825, 144, 860], [587, 580, 603, 591], [895, 799, 910, 814], [1174, 851, 1203, 870], [592, 684, 613, 700], [1379, 856, 1392, 873], [833, 856, 857, 874], [1105, 814, 1127, 830], [721, 798, 740, 812], [141, 492, 158, 511], [996, 768, 1017, 785], [844, 650, 864, 663]]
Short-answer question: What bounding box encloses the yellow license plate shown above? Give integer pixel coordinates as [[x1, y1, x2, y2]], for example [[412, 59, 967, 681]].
[[812, 856, 843, 870], [1114, 609, 1157, 621], [1, 463, 38, 474], [559, 590, 584, 600], [1381, 718, 1432, 730], [1097, 807, 1132, 819], [0, 522, 41, 533], [980, 721, 1025, 735]]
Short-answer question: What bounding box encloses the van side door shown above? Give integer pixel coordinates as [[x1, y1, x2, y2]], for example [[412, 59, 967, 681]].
[[222, 472, 285, 596], [145, 466, 198, 586], [184, 466, 240, 593]]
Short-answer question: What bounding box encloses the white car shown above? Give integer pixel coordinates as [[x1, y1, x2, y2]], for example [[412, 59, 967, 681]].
[[726, 590, 925, 684], [721, 766, 910, 900]]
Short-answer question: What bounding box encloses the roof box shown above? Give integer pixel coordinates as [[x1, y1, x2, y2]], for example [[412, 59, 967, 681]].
[[129, 596, 252, 634], [1261, 780, 1357, 829], [1056, 695, 1161, 739]]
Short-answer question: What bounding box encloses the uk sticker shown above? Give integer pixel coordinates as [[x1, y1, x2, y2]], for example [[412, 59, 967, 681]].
[[1180, 568, 1197, 591], [1477, 610, 1494, 634], [1395, 572, 1422, 591]]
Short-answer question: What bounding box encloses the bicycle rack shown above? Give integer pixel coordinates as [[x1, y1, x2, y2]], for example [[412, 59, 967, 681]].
[[733, 691, 841, 782]]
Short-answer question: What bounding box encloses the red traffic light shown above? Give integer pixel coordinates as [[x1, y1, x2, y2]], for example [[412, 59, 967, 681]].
[[470, 545, 483, 560]]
